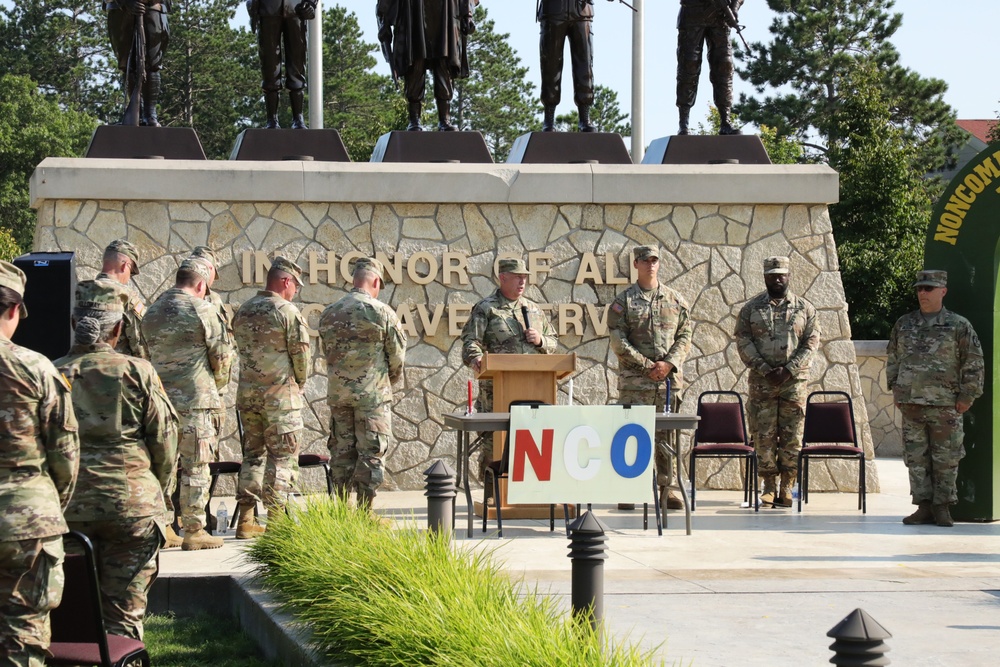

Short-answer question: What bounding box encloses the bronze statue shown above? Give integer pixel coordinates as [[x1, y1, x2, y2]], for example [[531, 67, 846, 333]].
[[106, 0, 171, 127], [676, 0, 744, 135], [377, 0, 476, 132], [537, 0, 596, 132], [247, 0, 317, 129]]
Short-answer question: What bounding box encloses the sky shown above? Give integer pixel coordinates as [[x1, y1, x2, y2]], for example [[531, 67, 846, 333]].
[[325, 0, 1000, 140]]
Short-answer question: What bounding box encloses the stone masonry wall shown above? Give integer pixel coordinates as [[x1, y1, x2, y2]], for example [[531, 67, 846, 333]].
[[855, 341, 901, 457]]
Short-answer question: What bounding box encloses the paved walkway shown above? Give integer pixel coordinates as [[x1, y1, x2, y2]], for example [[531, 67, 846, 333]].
[[161, 458, 1000, 666]]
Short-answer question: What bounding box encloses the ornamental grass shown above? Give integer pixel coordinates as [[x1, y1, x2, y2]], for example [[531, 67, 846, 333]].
[[245, 498, 660, 666]]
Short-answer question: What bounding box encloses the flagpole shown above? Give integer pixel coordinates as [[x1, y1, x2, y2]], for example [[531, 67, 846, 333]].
[[309, 0, 324, 129], [631, 0, 644, 163]]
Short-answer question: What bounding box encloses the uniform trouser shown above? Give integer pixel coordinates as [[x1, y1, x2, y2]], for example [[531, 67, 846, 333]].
[[404, 58, 454, 104], [236, 409, 302, 511], [107, 9, 169, 77], [177, 409, 217, 533], [676, 24, 733, 111], [619, 386, 681, 487], [328, 403, 391, 497], [899, 403, 965, 506], [258, 16, 307, 92], [475, 380, 494, 482], [65, 518, 160, 641], [0, 536, 64, 667], [747, 377, 807, 479], [539, 18, 594, 108]]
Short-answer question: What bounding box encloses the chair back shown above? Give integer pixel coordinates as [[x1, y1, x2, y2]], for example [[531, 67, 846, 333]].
[[695, 391, 749, 446], [51, 531, 113, 666], [500, 400, 548, 472], [804, 391, 857, 446]]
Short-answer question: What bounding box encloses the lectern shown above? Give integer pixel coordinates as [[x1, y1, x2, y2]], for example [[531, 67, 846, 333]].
[[475, 352, 576, 519]]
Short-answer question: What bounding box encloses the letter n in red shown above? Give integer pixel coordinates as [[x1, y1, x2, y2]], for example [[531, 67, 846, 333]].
[[512, 429, 553, 482]]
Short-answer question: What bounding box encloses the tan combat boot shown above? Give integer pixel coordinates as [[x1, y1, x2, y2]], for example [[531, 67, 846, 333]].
[[163, 525, 183, 549], [235, 503, 266, 539], [774, 471, 796, 508], [932, 503, 954, 527], [181, 529, 223, 551], [760, 476, 777, 508], [902, 501, 935, 525], [662, 489, 684, 510]]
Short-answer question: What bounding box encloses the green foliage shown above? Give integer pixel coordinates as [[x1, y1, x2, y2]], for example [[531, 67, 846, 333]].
[[145, 613, 280, 667], [989, 108, 1000, 144], [696, 107, 804, 164], [556, 85, 632, 135], [246, 499, 659, 666], [0, 228, 21, 262], [827, 64, 929, 338], [0, 74, 96, 252], [454, 6, 539, 161]]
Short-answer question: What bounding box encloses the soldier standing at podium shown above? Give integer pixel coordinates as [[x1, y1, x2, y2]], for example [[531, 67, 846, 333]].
[[461, 258, 557, 499]]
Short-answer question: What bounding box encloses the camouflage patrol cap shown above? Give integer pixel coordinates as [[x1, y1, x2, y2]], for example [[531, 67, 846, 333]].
[[106, 239, 140, 274], [0, 260, 28, 318], [634, 245, 660, 261], [270, 256, 304, 286], [179, 257, 214, 284], [763, 256, 790, 275], [74, 280, 126, 313], [351, 256, 385, 281], [497, 258, 530, 275], [190, 246, 218, 272], [914, 269, 947, 288]]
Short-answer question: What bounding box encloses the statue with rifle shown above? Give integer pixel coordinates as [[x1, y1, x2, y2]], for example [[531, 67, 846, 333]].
[[106, 0, 171, 127], [246, 0, 317, 129], [675, 0, 745, 136]]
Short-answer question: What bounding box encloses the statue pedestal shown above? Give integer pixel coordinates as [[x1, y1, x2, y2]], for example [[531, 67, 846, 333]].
[[86, 126, 206, 160], [506, 132, 632, 164], [642, 135, 772, 165], [230, 129, 350, 162], [370, 131, 493, 163]]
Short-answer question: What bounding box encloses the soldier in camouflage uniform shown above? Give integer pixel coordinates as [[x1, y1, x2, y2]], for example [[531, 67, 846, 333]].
[[232, 257, 311, 538], [95, 239, 149, 360], [735, 256, 820, 508], [319, 257, 406, 510], [55, 281, 178, 640], [887, 270, 984, 528], [189, 247, 235, 436], [0, 261, 80, 667], [142, 258, 232, 550], [608, 246, 693, 511], [461, 257, 557, 494]]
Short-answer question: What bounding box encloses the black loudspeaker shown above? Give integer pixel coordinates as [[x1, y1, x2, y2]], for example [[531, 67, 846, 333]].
[[11, 252, 76, 360]]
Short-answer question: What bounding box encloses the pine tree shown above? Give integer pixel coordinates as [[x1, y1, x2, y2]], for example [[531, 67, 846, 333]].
[[555, 85, 631, 135]]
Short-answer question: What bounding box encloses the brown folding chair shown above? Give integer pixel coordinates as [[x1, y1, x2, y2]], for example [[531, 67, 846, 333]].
[[49, 531, 151, 667], [797, 391, 866, 513], [298, 452, 334, 495], [688, 391, 758, 511]]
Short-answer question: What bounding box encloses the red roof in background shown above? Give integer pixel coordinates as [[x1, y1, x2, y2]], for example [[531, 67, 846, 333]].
[[956, 119, 997, 143]]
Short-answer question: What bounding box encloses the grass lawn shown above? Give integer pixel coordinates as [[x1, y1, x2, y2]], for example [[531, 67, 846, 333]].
[[144, 613, 281, 667]]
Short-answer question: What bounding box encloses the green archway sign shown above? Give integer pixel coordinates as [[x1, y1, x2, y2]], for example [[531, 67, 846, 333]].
[[924, 141, 1000, 521]]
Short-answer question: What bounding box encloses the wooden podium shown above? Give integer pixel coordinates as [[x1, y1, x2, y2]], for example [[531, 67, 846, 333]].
[[474, 352, 576, 520]]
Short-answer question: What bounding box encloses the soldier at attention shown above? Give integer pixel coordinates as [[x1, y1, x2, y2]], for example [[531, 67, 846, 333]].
[[232, 257, 311, 538], [319, 258, 406, 511], [461, 257, 557, 500], [887, 270, 984, 527], [55, 281, 178, 640], [734, 256, 820, 508], [95, 239, 150, 360]]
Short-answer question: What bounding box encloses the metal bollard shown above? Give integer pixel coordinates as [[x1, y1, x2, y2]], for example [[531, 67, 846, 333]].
[[567, 510, 609, 631], [423, 460, 457, 535], [827, 608, 892, 666]]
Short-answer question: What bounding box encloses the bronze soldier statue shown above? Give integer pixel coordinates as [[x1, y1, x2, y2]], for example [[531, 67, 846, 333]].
[[247, 0, 317, 129], [106, 0, 171, 126], [377, 0, 476, 131], [538, 0, 596, 132], [676, 0, 744, 135]]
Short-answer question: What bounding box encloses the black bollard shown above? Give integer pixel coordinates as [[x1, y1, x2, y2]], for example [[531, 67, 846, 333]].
[[827, 608, 892, 666], [423, 460, 457, 535], [566, 510, 609, 631]]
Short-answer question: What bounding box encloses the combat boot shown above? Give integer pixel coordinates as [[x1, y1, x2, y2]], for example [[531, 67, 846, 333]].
[[902, 501, 935, 525], [661, 488, 684, 510], [181, 529, 224, 551], [542, 106, 556, 132], [235, 503, 266, 539], [932, 503, 954, 527], [759, 475, 777, 507], [163, 524, 183, 549], [677, 106, 691, 135], [289, 90, 307, 129], [718, 108, 741, 136], [774, 471, 796, 508], [578, 105, 597, 132], [264, 91, 280, 129], [436, 100, 457, 131], [141, 72, 162, 127], [406, 101, 423, 131]]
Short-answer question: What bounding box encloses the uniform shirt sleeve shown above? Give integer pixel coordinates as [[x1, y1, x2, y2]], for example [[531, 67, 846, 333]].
[[609, 292, 653, 371], [142, 366, 179, 495], [957, 318, 985, 404], [663, 296, 694, 371], [535, 303, 557, 354], [734, 299, 772, 376], [40, 367, 80, 510], [201, 302, 233, 390], [385, 310, 408, 385], [461, 302, 488, 367], [285, 306, 312, 387], [785, 299, 820, 374]]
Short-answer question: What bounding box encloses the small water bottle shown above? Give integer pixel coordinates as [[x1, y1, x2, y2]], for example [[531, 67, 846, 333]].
[[791, 483, 800, 503], [216, 502, 229, 535]]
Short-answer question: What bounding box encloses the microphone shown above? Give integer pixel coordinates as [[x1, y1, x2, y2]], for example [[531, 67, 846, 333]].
[[521, 305, 532, 332]]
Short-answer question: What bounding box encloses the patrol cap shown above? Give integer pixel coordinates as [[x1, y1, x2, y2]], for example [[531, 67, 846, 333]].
[[763, 256, 790, 275], [914, 269, 947, 288], [351, 256, 385, 281], [497, 258, 530, 275], [190, 246, 218, 273], [634, 245, 660, 262], [106, 239, 140, 274], [179, 257, 214, 284], [0, 260, 28, 318], [270, 256, 304, 286], [74, 280, 126, 313]]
